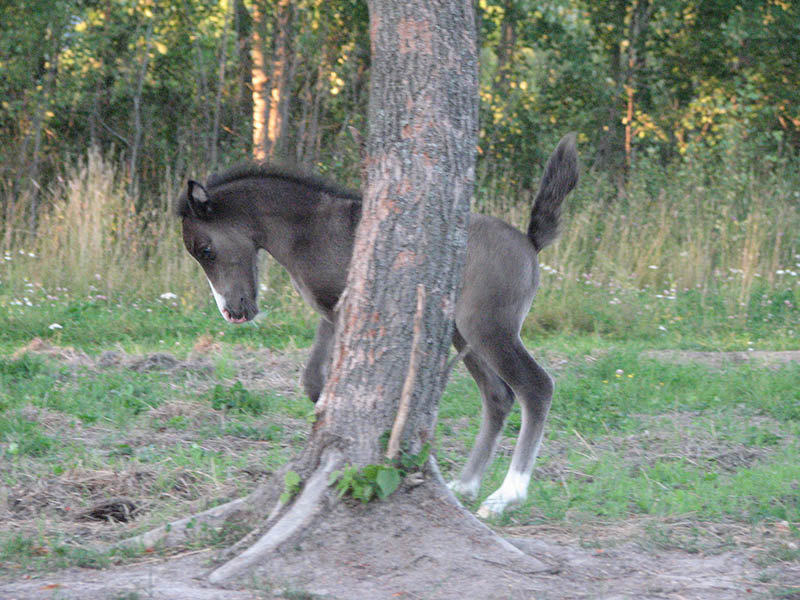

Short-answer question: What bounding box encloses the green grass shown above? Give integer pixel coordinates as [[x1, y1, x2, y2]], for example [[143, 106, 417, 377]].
[[511, 445, 800, 523], [438, 342, 800, 529], [0, 533, 110, 571], [440, 354, 800, 523], [526, 280, 799, 349], [0, 294, 317, 355], [0, 279, 798, 575], [436, 283, 798, 532], [549, 350, 800, 431]]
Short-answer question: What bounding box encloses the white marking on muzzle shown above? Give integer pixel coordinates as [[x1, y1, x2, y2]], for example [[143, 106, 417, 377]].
[[207, 277, 231, 322]]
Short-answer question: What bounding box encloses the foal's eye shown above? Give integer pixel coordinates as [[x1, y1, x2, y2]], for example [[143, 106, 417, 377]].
[[199, 246, 214, 260]]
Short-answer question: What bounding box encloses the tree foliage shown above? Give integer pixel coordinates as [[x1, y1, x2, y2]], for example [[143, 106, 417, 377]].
[[1, 0, 797, 226]]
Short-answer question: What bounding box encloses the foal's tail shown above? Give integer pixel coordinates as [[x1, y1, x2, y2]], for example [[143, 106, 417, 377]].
[[527, 133, 579, 251]]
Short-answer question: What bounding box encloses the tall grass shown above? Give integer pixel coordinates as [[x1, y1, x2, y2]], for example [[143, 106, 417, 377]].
[[1, 149, 204, 301], [1, 147, 797, 335], [477, 150, 799, 334], [486, 155, 798, 292]]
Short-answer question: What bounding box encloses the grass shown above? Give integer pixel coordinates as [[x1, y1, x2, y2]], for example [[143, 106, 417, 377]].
[[2, 147, 798, 336], [440, 347, 800, 523], [0, 151, 798, 585], [0, 283, 798, 581], [0, 286, 317, 356]]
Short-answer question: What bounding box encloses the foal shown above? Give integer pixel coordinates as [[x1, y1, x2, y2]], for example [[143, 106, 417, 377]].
[[177, 134, 578, 516]]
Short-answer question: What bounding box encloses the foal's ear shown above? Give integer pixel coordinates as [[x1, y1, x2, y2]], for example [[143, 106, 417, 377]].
[[187, 180, 212, 219]]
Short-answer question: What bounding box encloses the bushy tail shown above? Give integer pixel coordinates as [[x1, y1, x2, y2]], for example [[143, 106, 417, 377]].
[[527, 133, 579, 251]]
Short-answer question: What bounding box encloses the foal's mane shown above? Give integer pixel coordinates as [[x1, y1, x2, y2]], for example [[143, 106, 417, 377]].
[[175, 163, 361, 218], [211, 164, 360, 198]]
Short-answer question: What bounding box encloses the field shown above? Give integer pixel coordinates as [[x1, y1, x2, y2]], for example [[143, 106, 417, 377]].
[[0, 262, 798, 598], [1, 152, 799, 598]]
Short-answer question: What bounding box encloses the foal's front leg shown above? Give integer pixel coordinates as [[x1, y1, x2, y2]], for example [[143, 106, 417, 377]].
[[302, 318, 335, 403]]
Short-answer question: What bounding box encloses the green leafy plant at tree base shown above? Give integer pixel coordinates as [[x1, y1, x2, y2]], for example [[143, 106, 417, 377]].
[[329, 442, 430, 503]]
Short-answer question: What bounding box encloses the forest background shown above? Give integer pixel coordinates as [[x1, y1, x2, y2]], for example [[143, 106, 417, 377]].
[[1, 0, 798, 318]]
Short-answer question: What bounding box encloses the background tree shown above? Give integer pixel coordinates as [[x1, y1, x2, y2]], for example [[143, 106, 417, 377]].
[[250, 0, 269, 161], [2, 0, 796, 226]]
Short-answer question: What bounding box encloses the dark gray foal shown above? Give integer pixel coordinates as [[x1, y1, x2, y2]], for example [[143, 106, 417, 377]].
[[177, 134, 578, 516]]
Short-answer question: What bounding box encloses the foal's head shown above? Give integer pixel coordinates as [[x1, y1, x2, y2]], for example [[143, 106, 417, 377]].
[[177, 180, 259, 324]]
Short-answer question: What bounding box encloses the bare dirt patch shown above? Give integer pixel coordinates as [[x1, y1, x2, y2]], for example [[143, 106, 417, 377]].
[[1, 344, 798, 599], [2, 505, 798, 599]]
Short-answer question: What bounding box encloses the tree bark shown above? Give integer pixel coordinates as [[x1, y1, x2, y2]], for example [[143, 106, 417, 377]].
[[16, 16, 63, 233], [129, 20, 154, 196], [306, 0, 480, 467], [250, 0, 269, 161], [207, 0, 484, 585], [623, 0, 653, 171], [233, 0, 252, 128], [265, 0, 294, 161], [209, 0, 232, 170]]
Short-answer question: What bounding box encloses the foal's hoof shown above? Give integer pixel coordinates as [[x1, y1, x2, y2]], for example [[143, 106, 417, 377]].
[[476, 488, 524, 518], [476, 501, 505, 519], [447, 479, 479, 500]]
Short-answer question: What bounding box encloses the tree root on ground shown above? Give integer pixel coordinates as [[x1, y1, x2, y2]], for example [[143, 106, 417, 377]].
[[208, 449, 342, 584], [106, 454, 555, 598], [107, 466, 287, 553]]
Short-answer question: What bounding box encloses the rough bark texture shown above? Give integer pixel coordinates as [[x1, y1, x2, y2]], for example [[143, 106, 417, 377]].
[[202, 0, 487, 584], [305, 0, 479, 470]]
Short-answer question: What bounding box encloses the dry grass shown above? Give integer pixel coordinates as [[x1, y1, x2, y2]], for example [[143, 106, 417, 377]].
[[3, 148, 797, 311], [3, 149, 204, 301], [480, 155, 799, 316]]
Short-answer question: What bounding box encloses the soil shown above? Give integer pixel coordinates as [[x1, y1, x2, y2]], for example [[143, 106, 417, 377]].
[[1, 343, 798, 599]]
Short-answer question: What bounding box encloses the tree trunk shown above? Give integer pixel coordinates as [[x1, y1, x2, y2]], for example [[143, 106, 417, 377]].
[[623, 0, 653, 171], [233, 0, 253, 129], [250, 0, 269, 161], [265, 0, 294, 161], [16, 17, 62, 233], [304, 0, 480, 467], [209, 0, 232, 171], [129, 20, 154, 196]]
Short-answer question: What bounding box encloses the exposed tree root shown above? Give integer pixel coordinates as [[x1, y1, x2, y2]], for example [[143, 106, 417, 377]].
[[199, 454, 555, 598], [106, 449, 556, 598], [108, 467, 286, 553], [108, 496, 252, 552], [208, 449, 342, 584]]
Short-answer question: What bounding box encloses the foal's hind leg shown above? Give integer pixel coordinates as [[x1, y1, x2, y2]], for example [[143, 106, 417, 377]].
[[447, 330, 515, 499], [474, 335, 553, 517], [302, 318, 335, 403]]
